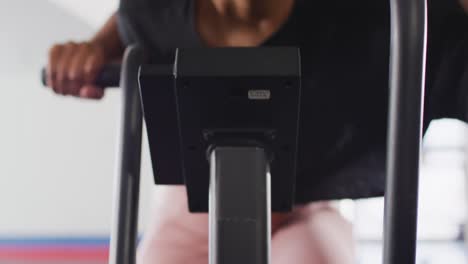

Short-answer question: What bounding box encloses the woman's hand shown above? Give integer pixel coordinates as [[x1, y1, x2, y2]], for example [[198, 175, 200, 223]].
[[46, 41, 109, 99]]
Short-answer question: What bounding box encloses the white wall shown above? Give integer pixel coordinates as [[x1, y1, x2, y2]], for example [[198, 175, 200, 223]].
[[353, 120, 468, 241], [0, 0, 153, 236], [48, 0, 117, 27]]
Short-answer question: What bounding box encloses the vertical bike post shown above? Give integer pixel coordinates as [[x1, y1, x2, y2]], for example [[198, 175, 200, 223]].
[[209, 146, 271, 264], [108, 45, 146, 264], [383, 0, 427, 263]]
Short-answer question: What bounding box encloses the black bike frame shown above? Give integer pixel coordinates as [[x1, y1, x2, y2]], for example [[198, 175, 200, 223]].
[[383, 0, 427, 263], [107, 0, 428, 262]]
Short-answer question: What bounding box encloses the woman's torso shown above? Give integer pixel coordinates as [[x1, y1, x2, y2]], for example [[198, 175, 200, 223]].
[[117, 0, 468, 202]]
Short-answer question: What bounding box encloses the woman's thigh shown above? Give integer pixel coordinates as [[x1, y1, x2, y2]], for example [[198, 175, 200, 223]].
[[271, 203, 355, 264], [137, 186, 354, 264], [137, 186, 209, 264]]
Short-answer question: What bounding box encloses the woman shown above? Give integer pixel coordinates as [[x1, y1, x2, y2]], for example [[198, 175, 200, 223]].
[[45, 0, 468, 263]]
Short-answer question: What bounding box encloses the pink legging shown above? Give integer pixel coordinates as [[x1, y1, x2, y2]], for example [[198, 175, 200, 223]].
[[137, 186, 355, 264]]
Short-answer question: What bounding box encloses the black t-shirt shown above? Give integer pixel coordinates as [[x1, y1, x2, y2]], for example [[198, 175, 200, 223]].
[[117, 0, 468, 203]]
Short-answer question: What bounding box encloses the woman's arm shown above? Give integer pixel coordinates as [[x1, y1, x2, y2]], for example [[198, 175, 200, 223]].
[[459, 0, 468, 13], [91, 13, 125, 61], [46, 12, 124, 98]]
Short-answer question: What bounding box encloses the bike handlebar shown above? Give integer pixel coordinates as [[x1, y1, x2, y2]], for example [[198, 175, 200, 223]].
[[41, 64, 121, 88]]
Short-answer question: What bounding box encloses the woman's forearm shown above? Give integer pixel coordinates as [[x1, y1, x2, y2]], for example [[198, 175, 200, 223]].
[[460, 0, 468, 13], [91, 13, 125, 60]]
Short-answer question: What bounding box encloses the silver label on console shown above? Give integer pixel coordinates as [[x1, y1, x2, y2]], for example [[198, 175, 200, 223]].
[[248, 90, 271, 100]]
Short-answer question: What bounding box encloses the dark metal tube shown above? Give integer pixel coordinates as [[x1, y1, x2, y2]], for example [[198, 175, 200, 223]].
[[108, 45, 145, 264], [41, 64, 121, 88], [209, 147, 271, 264], [383, 0, 427, 263]]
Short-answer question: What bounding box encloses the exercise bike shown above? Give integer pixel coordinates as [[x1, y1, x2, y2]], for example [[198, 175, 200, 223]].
[[41, 0, 427, 263]]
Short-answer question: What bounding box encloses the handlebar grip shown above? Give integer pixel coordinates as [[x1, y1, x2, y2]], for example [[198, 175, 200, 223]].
[[41, 64, 122, 88]]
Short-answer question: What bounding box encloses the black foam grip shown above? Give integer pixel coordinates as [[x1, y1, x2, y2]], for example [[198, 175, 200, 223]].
[[41, 64, 121, 88]]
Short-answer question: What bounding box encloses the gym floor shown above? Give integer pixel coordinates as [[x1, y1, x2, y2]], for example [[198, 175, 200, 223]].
[[0, 238, 108, 264], [0, 240, 465, 264], [0, 241, 468, 264]]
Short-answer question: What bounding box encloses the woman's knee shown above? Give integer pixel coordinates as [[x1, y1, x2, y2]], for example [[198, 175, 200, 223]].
[[137, 186, 209, 264], [271, 202, 355, 264], [137, 188, 353, 264]]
